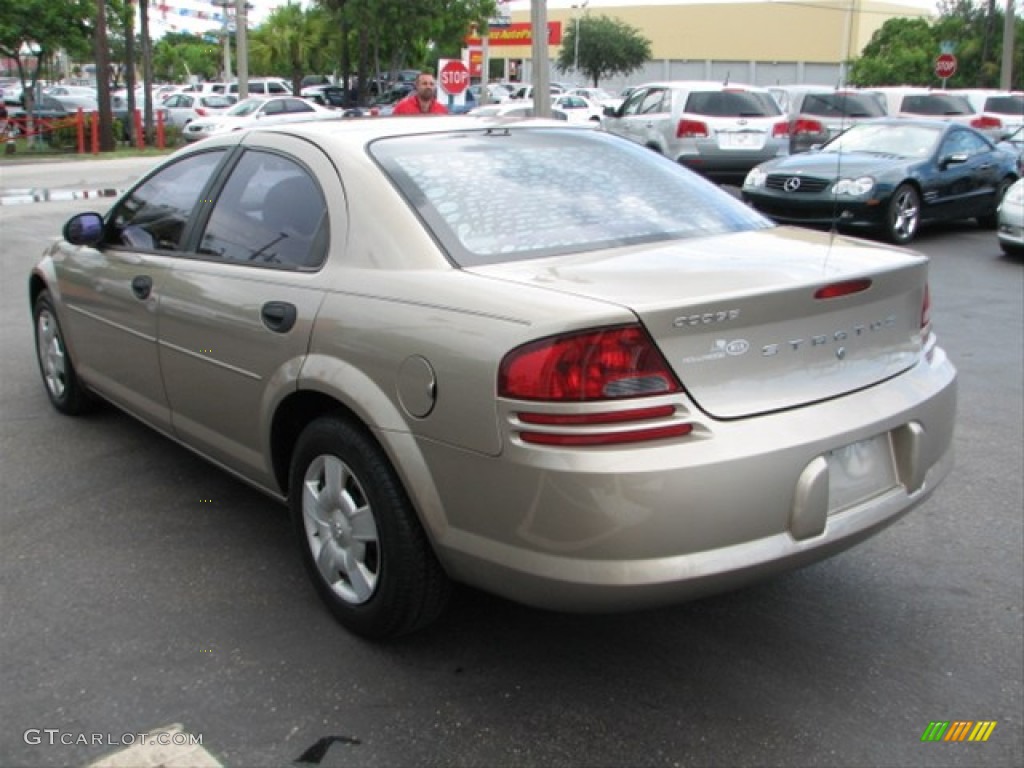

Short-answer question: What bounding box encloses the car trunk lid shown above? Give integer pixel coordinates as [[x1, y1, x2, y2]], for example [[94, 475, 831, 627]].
[[469, 228, 929, 419]]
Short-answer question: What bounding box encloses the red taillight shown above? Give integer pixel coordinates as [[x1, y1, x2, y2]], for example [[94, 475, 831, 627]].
[[772, 120, 790, 137], [791, 118, 824, 136], [971, 115, 1002, 130], [677, 119, 709, 138], [195, 107, 208, 116], [814, 278, 873, 300], [921, 283, 931, 329], [499, 325, 681, 401]]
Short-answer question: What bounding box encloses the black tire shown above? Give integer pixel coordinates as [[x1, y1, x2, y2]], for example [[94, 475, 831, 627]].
[[1000, 241, 1024, 258], [289, 417, 450, 639], [977, 177, 1014, 229], [884, 183, 920, 245], [33, 291, 95, 415]]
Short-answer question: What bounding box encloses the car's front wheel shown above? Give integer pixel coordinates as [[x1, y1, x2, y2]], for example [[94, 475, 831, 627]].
[[289, 417, 450, 639], [977, 177, 1014, 229], [33, 290, 95, 415], [884, 184, 920, 244]]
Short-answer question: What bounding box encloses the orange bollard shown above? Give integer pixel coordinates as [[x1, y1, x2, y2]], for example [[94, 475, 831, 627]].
[[76, 108, 85, 154], [156, 110, 165, 149], [134, 109, 144, 149], [91, 111, 99, 154]]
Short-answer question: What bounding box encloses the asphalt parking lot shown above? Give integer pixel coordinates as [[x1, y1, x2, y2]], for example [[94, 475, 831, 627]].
[[1, 160, 1021, 768]]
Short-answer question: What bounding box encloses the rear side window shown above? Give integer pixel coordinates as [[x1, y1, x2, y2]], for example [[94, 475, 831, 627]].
[[801, 92, 885, 118], [197, 150, 328, 269], [686, 90, 781, 117]]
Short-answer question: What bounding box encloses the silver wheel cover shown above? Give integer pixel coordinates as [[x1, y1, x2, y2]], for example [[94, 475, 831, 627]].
[[36, 309, 67, 400], [301, 454, 380, 604], [891, 189, 919, 241]]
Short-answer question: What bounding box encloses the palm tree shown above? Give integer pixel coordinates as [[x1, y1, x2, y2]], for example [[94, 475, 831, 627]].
[[250, 2, 332, 95]]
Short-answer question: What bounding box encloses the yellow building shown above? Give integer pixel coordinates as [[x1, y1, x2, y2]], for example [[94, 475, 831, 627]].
[[495, 0, 937, 88]]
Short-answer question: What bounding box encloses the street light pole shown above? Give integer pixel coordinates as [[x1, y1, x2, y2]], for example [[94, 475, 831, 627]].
[[572, 1, 589, 82]]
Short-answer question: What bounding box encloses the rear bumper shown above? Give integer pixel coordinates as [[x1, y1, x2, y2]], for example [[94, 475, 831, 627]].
[[411, 345, 957, 612]]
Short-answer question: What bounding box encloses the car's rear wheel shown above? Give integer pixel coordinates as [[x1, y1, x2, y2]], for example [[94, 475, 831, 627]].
[[977, 177, 1014, 229], [33, 291, 94, 415], [289, 417, 450, 639], [884, 184, 920, 244]]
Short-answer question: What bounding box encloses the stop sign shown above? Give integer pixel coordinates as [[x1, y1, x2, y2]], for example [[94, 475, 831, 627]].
[[935, 53, 957, 80], [440, 60, 470, 95]]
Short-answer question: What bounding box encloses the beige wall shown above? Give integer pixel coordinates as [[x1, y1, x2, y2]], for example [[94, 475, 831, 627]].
[[502, 2, 932, 67]]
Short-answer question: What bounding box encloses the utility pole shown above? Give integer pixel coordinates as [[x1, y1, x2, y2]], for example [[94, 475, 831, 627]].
[[1001, 0, 1016, 89], [531, 0, 550, 117], [236, 0, 249, 99]]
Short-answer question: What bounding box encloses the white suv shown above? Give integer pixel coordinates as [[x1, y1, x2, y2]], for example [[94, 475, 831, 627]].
[[950, 89, 1024, 140], [601, 81, 789, 184]]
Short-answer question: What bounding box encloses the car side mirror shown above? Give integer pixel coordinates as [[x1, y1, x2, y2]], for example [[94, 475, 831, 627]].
[[64, 212, 105, 246], [940, 152, 969, 168], [603, 105, 617, 117]]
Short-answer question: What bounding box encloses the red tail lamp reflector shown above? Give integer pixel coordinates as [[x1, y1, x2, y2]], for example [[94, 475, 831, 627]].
[[772, 121, 790, 137], [499, 325, 682, 402], [814, 279, 873, 300], [520, 423, 693, 446], [921, 283, 931, 329], [519, 405, 677, 426]]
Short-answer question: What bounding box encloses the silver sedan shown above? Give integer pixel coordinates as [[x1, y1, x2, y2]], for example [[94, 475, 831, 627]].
[[30, 117, 957, 639]]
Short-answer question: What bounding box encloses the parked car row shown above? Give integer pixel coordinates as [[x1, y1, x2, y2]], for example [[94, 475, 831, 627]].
[[596, 80, 1021, 245]]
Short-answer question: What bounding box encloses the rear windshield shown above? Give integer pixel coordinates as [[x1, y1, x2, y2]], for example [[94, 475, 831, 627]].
[[983, 95, 1024, 115], [685, 90, 781, 117], [802, 92, 885, 118], [370, 128, 770, 266], [900, 94, 974, 116]]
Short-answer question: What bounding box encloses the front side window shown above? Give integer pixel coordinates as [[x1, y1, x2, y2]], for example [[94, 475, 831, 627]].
[[941, 129, 991, 157], [197, 150, 328, 269], [372, 128, 769, 267], [621, 88, 649, 116], [107, 150, 226, 251]]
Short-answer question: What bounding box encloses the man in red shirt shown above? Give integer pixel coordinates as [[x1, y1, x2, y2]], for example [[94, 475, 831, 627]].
[[392, 72, 448, 115]]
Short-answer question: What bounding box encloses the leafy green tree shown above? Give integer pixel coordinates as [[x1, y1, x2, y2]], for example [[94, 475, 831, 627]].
[[555, 14, 651, 88], [250, 2, 335, 93], [152, 32, 221, 83], [0, 0, 92, 105], [848, 17, 939, 85], [849, 1, 1023, 88], [316, 0, 495, 103]]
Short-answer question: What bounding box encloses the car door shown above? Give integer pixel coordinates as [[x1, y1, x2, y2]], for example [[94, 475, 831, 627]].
[[52, 149, 229, 430], [604, 86, 649, 145], [928, 128, 1003, 218], [156, 137, 334, 488]]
